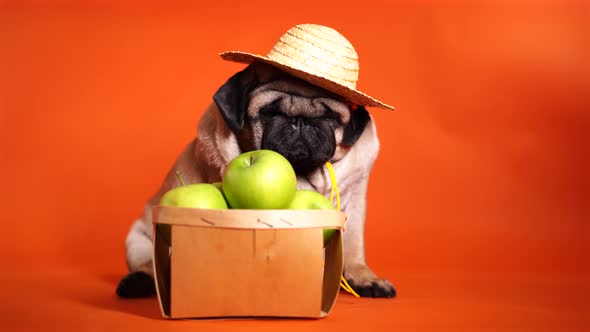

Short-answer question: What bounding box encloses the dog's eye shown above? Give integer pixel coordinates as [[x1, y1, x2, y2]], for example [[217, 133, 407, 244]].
[[320, 102, 343, 124], [322, 109, 342, 126], [260, 101, 283, 118]]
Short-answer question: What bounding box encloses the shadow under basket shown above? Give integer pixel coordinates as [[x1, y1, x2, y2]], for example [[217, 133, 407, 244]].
[[152, 206, 347, 319]]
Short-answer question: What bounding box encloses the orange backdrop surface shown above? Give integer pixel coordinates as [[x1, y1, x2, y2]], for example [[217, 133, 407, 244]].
[[0, 0, 588, 331]]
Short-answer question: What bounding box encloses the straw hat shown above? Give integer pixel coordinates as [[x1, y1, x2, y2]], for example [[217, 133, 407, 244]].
[[220, 24, 395, 110]]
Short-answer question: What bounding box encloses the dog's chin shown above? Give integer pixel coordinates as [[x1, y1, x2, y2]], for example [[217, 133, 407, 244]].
[[293, 161, 328, 176], [285, 149, 330, 176]]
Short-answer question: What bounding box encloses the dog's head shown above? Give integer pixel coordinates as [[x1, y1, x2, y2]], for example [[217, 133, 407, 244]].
[[213, 62, 371, 175]]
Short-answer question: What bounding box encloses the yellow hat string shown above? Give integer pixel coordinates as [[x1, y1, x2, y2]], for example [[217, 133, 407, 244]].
[[325, 162, 360, 298]]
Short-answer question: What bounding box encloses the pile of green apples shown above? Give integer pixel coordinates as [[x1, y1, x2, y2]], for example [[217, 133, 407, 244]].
[[160, 150, 337, 243]]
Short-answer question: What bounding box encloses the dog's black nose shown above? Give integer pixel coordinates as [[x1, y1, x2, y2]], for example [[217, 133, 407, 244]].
[[291, 117, 308, 129]]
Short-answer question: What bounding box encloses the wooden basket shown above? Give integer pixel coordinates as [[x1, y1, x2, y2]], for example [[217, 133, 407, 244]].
[[152, 206, 347, 319]]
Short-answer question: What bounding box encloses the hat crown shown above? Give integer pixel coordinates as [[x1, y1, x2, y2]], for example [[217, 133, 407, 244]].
[[219, 24, 395, 109], [266, 24, 359, 90]]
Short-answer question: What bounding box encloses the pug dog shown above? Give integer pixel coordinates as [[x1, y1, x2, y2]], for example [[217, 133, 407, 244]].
[[116, 61, 396, 298]]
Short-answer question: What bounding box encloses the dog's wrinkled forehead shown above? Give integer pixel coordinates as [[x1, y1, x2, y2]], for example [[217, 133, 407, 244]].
[[247, 76, 351, 123]]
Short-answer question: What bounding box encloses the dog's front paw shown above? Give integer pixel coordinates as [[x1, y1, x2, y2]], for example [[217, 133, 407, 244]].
[[116, 271, 156, 298], [344, 264, 396, 298]]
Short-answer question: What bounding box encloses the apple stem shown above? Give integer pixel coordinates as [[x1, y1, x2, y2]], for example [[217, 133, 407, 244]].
[[175, 171, 186, 186], [250, 153, 254, 166]]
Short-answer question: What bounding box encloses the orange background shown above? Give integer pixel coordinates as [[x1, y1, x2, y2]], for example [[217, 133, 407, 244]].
[[1, 0, 588, 331]]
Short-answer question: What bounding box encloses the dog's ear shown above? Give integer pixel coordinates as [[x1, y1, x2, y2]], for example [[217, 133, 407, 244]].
[[341, 105, 371, 146], [213, 65, 258, 132]]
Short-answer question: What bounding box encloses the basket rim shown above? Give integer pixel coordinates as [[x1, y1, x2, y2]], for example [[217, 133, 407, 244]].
[[152, 205, 347, 230]]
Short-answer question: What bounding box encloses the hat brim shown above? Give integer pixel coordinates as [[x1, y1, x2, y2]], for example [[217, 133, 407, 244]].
[[219, 51, 395, 110]]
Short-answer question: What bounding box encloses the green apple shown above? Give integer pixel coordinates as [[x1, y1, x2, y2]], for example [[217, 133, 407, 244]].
[[157, 174, 227, 245], [288, 189, 335, 210], [160, 183, 228, 209], [288, 189, 338, 245], [222, 150, 297, 209], [211, 181, 229, 205], [211, 182, 223, 192]]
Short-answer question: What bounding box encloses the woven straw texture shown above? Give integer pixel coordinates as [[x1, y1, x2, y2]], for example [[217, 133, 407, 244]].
[[220, 24, 394, 110]]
